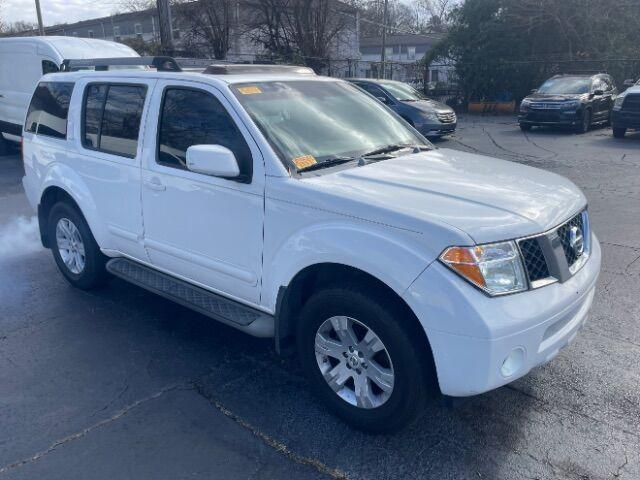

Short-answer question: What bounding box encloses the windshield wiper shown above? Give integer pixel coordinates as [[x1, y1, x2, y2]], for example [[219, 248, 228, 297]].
[[296, 156, 355, 173], [361, 143, 428, 158]]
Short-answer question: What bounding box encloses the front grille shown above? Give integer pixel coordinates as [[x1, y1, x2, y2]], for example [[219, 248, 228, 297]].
[[437, 112, 456, 123], [518, 237, 550, 282], [529, 102, 562, 110], [515, 210, 589, 289], [556, 212, 585, 267], [622, 94, 640, 113]]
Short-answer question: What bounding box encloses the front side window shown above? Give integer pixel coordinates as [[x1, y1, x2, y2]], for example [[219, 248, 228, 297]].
[[157, 88, 252, 180], [379, 81, 425, 101], [233, 81, 428, 172], [42, 60, 59, 75], [82, 83, 147, 158], [25, 82, 74, 139]]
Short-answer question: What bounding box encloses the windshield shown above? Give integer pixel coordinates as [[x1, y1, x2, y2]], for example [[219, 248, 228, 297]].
[[233, 81, 429, 171], [379, 81, 425, 101], [537, 77, 592, 94]]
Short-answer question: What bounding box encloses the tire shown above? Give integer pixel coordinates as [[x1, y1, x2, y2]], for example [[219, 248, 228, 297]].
[[613, 127, 627, 139], [519, 123, 532, 131], [296, 284, 435, 433], [575, 109, 591, 134], [48, 202, 109, 290]]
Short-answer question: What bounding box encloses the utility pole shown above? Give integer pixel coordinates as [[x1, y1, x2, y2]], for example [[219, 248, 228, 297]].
[[379, 0, 388, 79], [35, 0, 45, 35], [156, 0, 174, 55]]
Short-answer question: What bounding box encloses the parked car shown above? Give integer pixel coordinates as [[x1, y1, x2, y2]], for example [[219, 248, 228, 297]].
[[347, 78, 457, 138], [611, 79, 640, 138], [519, 73, 617, 133], [22, 59, 601, 432], [0, 36, 139, 155]]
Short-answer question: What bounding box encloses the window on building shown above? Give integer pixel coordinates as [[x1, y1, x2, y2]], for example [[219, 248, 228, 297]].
[[134, 23, 142, 37], [113, 26, 120, 40], [25, 82, 74, 139], [431, 69, 439, 83], [157, 88, 252, 180], [72, 32, 78, 37], [82, 84, 147, 158], [88, 30, 94, 38], [408, 46, 416, 59]]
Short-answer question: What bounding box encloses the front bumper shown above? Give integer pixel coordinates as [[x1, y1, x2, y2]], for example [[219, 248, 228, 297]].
[[416, 122, 457, 137], [403, 233, 601, 397], [612, 110, 640, 129], [519, 109, 582, 126]]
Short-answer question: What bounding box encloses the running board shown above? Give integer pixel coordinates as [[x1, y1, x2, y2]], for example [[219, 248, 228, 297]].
[[106, 258, 274, 338]]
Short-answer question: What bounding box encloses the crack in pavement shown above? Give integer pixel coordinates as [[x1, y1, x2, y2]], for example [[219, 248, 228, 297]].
[[0, 383, 189, 476], [192, 380, 349, 480]]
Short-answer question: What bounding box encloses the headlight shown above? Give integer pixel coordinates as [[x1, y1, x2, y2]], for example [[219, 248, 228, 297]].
[[519, 99, 531, 111], [613, 96, 625, 110], [440, 241, 527, 296], [421, 111, 439, 122]]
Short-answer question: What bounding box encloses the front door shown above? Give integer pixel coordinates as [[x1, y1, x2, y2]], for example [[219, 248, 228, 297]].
[[141, 80, 264, 305]]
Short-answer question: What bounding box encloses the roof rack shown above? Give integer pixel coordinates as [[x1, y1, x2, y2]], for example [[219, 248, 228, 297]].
[[203, 64, 315, 75], [60, 56, 182, 72]]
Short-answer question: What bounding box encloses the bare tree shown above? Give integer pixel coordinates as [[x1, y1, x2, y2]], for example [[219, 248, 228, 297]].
[[246, 0, 354, 71], [419, 0, 455, 32], [117, 0, 155, 12], [178, 0, 233, 59]]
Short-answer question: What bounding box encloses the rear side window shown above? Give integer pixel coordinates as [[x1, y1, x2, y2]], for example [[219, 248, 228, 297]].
[[25, 82, 74, 139], [157, 88, 252, 180], [42, 60, 59, 75], [82, 83, 147, 158]]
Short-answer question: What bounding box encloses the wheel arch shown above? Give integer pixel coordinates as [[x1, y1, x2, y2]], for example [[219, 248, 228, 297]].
[[274, 263, 435, 378]]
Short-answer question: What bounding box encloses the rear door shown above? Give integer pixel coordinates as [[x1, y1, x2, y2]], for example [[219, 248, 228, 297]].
[[140, 79, 265, 305], [68, 77, 155, 261]]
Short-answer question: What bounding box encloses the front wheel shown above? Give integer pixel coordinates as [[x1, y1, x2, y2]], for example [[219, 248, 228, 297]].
[[575, 109, 591, 134], [49, 202, 109, 290], [613, 127, 627, 138], [296, 285, 435, 433]]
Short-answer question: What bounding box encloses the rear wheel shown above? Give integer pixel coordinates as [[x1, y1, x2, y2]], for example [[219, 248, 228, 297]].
[[296, 284, 435, 433], [575, 109, 591, 133], [49, 202, 109, 290], [613, 127, 627, 138]]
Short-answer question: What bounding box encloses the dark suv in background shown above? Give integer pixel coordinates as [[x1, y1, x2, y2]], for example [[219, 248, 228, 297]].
[[348, 79, 457, 138], [519, 73, 617, 133]]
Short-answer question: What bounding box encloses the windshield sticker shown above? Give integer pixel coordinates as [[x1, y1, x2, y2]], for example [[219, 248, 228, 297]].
[[292, 155, 317, 170], [238, 86, 262, 95]]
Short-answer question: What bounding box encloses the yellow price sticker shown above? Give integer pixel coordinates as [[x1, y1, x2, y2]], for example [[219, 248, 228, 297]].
[[292, 155, 317, 170], [237, 86, 262, 95]]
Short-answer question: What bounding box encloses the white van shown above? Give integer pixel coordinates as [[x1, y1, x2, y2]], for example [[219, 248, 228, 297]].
[[0, 36, 139, 154]]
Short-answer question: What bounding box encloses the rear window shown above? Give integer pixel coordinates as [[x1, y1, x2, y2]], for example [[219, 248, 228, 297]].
[[25, 82, 74, 139], [82, 83, 147, 158]]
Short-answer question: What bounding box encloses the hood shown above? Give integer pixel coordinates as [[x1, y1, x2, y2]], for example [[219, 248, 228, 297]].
[[301, 148, 586, 244], [526, 93, 587, 102], [403, 99, 452, 114]]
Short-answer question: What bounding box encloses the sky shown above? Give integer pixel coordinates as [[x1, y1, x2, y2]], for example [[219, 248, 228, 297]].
[[2, 0, 119, 27]]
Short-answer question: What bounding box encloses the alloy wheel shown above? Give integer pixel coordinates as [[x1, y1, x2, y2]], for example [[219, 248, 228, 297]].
[[56, 218, 86, 274], [314, 316, 394, 409]]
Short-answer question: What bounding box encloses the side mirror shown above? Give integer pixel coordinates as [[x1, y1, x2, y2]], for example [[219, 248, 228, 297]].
[[530, 89, 538, 94], [593, 89, 604, 96], [186, 145, 240, 178], [623, 79, 636, 87]]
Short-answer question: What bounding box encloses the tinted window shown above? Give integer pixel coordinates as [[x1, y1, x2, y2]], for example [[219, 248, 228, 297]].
[[537, 77, 591, 94], [157, 88, 252, 180], [25, 82, 74, 139], [42, 60, 59, 75], [357, 83, 385, 98], [83, 84, 107, 149], [82, 84, 146, 158]]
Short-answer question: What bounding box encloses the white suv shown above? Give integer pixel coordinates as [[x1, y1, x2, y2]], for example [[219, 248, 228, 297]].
[[22, 59, 601, 432]]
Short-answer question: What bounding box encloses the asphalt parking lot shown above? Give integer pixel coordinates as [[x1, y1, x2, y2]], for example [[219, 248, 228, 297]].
[[1, 117, 639, 480]]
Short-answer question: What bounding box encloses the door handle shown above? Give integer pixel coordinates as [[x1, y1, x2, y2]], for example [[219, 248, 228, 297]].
[[144, 178, 166, 191]]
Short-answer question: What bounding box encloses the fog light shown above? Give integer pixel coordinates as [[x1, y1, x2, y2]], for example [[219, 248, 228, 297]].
[[501, 347, 525, 377]]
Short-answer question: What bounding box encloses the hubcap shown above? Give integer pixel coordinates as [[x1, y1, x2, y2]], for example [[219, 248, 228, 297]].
[[314, 316, 394, 409], [56, 218, 85, 274]]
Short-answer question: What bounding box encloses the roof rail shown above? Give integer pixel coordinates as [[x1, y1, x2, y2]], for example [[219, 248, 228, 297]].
[[203, 64, 315, 75], [60, 56, 182, 72]]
